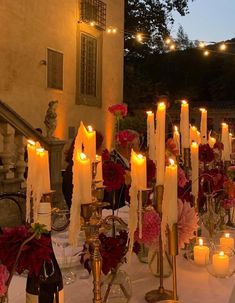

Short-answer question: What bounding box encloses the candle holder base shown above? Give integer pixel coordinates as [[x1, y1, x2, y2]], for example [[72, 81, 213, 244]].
[[145, 288, 173, 303]]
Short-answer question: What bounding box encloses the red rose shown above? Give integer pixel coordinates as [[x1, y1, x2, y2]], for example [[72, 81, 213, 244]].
[[108, 104, 128, 118], [102, 160, 125, 191]]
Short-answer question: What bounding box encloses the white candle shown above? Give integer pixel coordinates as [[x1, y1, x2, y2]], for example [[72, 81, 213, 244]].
[[190, 125, 198, 144], [36, 147, 51, 194], [173, 126, 180, 154], [77, 153, 92, 204], [163, 159, 178, 228], [95, 154, 103, 182], [200, 108, 207, 144], [191, 142, 199, 201], [156, 102, 166, 185], [131, 151, 147, 189], [180, 100, 190, 149], [229, 133, 233, 155], [220, 233, 234, 250], [221, 123, 230, 161], [193, 238, 209, 265], [212, 251, 229, 276], [146, 111, 155, 161], [197, 131, 201, 145], [85, 125, 96, 162]]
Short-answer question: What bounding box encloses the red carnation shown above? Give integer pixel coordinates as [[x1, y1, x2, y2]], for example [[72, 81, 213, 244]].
[[102, 160, 125, 191], [115, 130, 136, 148], [108, 104, 127, 119]]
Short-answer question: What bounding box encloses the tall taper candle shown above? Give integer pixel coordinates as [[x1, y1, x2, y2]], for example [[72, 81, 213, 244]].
[[180, 100, 190, 149], [200, 108, 207, 145], [146, 111, 155, 161], [191, 142, 199, 202], [156, 102, 166, 185]]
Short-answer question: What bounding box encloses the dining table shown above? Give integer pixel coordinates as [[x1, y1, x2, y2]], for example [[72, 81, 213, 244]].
[[9, 206, 235, 303]]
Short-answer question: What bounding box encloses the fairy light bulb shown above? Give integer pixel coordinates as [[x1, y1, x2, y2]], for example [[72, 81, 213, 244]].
[[136, 33, 143, 42], [220, 43, 226, 51], [165, 38, 171, 45], [112, 28, 117, 34], [170, 44, 176, 50], [199, 41, 205, 48], [204, 50, 209, 56]]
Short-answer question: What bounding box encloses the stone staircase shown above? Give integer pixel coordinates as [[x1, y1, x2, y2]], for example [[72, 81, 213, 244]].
[[0, 100, 66, 227]]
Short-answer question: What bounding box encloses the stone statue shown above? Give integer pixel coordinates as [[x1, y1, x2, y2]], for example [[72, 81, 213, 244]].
[[44, 100, 58, 139]]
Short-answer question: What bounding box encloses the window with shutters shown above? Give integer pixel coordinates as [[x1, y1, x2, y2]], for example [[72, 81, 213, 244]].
[[80, 0, 106, 31], [76, 28, 102, 107], [47, 49, 63, 90]]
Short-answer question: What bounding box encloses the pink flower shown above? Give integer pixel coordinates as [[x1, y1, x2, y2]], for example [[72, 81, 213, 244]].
[[178, 167, 188, 188], [178, 199, 198, 249], [0, 264, 9, 297], [108, 104, 127, 119], [134, 209, 161, 247]]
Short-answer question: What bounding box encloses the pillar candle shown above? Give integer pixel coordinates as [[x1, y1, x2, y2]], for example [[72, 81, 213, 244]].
[[173, 126, 180, 154], [77, 153, 92, 204], [221, 123, 230, 161], [193, 238, 209, 265], [85, 125, 96, 162], [212, 251, 229, 276], [180, 100, 190, 149], [220, 233, 234, 250], [156, 102, 166, 185], [200, 108, 207, 144], [146, 111, 155, 161], [163, 159, 178, 229], [191, 142, 199, 202], [190, 125, 198, 143]]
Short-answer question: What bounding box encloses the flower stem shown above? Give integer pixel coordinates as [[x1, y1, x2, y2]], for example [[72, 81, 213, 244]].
[[6, 232, 37, 287]]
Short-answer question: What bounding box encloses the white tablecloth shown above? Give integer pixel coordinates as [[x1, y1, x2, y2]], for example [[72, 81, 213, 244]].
[[9, 254, 235, 303], [9, 206, 235, 302]]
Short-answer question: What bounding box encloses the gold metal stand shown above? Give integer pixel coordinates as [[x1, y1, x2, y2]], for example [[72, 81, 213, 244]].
[[81, 203, 127, 303], [145, 185, 173, 303]]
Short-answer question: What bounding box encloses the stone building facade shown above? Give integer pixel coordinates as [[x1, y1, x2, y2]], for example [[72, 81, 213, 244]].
[[0, 0, 124, 149]]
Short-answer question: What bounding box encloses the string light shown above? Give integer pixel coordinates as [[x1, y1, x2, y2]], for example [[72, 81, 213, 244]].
[[165, 38, 172, 45], [136, 33, 143, 42], [90, 21, 95, 27], [219, 43, 226, 51], [169, 44, 176, 50], [204, 50, 210, 56], [199, 41, 205, 48]]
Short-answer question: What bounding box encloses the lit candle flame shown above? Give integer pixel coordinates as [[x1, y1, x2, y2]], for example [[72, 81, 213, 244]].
[[80, 153, 87, 160], [219, 251, 225, 257], [192, 141, 198, 148], [200, 108, 206, 112], [222, 122, 228, 127], [225, 233, 230, 238], [169, 158, 175, 166], [199, 238, 203, 246], [158, 102, 165, 109], [87, 125, 93, 132], [36, 147, 45, 153], [146, 111, 153, 115], [137, 154, 144, 159], [174, 126, 178, 132], [181, 100, 188, 105], [191, 126, 197, 130], [27, 139, 36, 146]]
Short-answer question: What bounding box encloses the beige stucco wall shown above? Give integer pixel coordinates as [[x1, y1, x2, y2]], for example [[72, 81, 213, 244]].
[[0, 0, 124, 149]]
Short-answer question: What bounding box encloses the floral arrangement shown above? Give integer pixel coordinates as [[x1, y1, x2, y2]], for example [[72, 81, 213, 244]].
[[115, 130, 137, 148], [0, 223, 51, 299], [102, 159, 126, 191], [80, 231, 128, 275]]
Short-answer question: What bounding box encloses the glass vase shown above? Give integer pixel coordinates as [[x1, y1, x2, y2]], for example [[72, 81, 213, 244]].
[[101, 269, 132, 303], [148, 246, 172, 278], [137, 243, 149, 263]]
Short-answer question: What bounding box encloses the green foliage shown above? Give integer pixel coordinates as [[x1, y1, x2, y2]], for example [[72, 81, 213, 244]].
[[125, 0, 193, 59]]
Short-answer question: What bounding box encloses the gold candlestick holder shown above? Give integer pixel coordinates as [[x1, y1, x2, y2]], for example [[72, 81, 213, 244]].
[[81, 200, 127, 303], [145, 185, 173, 303]]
